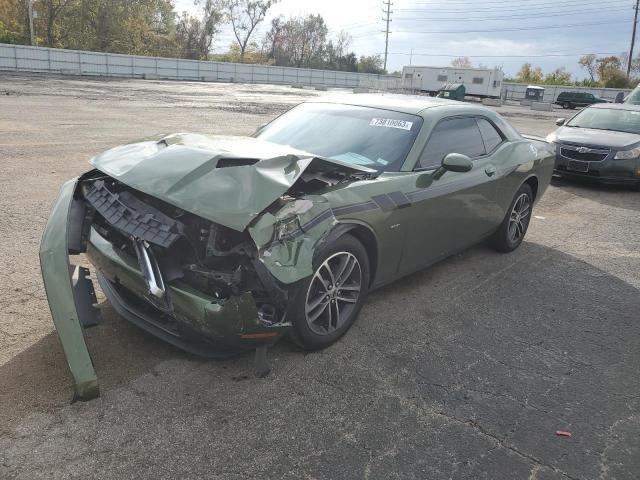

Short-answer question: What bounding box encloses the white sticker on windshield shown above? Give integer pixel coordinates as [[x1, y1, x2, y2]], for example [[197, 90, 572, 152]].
[[369, 118, 413, 130]]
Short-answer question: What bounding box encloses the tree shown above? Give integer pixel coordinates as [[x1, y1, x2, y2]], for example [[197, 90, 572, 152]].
[[357, 54, 384, 74], [516, 63, 543, 83], [450, 56, 472, 68], [225, 0, 275, 62], [578, 54, 597, 82], [0, 0, 28, 43], [264, 14, 328, 68], [37, 0, 75, 47], [176, 0, 224, 59], [544, 67, 571, 84], [596, 56, 622, 80], [0, 19, 23, 43], [618, 52, 640, 75], [602, 69, 631, 88], [58, 0, 179, 56]]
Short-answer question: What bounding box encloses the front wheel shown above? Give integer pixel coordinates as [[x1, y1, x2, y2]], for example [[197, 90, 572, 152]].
[[562, 102, 570, 109], [287, 234, 370, 350], [490, 184, 533, 253]]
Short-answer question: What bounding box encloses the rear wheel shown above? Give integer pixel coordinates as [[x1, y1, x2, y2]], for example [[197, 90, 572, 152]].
[[490, 184, 533, 253], [288, 234, 370, 350]]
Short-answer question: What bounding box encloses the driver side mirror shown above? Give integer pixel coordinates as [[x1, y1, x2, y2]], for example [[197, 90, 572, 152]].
[[555, 118, 566, 126], [433, 153, 473, 180]]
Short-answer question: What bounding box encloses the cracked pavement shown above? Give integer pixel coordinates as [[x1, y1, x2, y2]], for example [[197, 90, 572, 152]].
[[0, 74, 638, 479]]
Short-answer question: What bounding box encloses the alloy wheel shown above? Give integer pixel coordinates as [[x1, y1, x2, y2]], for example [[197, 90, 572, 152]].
[[508, 193, 531, 243], [305, 251, 362, 336]]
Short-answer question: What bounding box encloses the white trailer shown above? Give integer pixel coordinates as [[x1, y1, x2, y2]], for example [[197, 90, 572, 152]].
[[402, 66, 504, 98]]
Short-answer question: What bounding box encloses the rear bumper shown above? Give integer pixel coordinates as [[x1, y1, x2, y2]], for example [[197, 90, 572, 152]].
[[40, 179, 288, 400]]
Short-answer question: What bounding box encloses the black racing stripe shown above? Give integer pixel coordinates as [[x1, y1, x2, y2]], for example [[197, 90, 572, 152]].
[[405, 177, 483, 203], [332, 201, 378, 216], [371, 194, 395, 211], [301, 208, 334, 231], [387, 191, 411, 208]]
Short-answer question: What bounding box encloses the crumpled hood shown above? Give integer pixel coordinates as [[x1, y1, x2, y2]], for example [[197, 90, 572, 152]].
[[90, 133, 373, 231], [551, 127, 640, 149]]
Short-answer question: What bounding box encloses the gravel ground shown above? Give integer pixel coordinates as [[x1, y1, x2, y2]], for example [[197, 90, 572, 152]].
[[0, 73, 638, 479]]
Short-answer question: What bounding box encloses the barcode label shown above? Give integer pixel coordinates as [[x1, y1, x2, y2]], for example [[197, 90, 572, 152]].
[[369, 118, 413, 130]]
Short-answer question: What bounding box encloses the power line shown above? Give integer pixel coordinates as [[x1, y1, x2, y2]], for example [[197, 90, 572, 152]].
[[395, 0, 633, 13], [388, 20, 626, 35], [385, 51, 625, 58], [393, 6, 631, 22], [402, 0, 630, 5]]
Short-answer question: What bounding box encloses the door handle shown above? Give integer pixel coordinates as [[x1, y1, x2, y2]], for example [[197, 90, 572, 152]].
[[485, 165, 497, 177]]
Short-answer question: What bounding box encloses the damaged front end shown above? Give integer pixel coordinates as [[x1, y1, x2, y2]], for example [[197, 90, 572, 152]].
[[40, 136, 366, 400]]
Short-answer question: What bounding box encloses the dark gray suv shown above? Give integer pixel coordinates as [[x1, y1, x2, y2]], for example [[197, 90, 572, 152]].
[[554, 92, 608, 109], [547, 104, 640, 189]]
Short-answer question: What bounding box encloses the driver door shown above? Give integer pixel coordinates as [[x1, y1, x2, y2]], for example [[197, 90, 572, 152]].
[[398, 116, 504, 275]]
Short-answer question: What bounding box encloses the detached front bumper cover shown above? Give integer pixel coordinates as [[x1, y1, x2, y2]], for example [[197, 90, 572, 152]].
[[39, 178, 101, 400]]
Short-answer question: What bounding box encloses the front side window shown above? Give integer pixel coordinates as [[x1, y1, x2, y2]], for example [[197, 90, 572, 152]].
[[477, 118, 504, 153], [257, 103, 423, 171], [417, 117, 486, 170]]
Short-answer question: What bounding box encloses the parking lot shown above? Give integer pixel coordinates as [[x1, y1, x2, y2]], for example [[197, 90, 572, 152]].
[[1, 73, 639, 479]]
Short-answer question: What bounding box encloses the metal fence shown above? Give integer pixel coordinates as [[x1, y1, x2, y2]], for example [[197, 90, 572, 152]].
[[0, 43, 400, 89], [502, 82, 631, 103]]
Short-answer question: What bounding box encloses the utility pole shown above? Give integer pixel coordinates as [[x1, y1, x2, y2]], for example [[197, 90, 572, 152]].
[[26, 0, 35, 46], [382, 0, 392, 72], [629, 0, 639, 76], [409, 48, 413, 66]]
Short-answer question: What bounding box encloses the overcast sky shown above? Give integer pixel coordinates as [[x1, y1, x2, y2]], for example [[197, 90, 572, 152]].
[[174, 0, 636, 78]]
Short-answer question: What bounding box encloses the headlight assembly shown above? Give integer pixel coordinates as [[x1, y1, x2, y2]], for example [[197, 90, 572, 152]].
[[614, 147, 640, 160]]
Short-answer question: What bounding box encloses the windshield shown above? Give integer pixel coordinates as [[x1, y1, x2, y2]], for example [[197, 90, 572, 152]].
[[256, 103, 423, 171], [566, 107, 640, 134]]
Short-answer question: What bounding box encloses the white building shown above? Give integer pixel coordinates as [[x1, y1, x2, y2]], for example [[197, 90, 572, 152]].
[[402, 66, 504, 98]]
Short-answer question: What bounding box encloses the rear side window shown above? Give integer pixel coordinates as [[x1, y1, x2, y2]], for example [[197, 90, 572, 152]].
[[477, 118, 504, 153], [418, 117, 486, 169]]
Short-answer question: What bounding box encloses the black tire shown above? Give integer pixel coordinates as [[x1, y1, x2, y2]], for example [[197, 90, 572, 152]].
[[287, 234, 370, 350], [562, 102, 570, 109], [490, 183, 534, 253]]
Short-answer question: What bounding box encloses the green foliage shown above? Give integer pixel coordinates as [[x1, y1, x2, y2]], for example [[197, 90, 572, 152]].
[[0, 19, 24, 44], [602, 69, 631, 88], [0, 3, 385, 73], [357, 55, 385, 74], [516, 63, 543, 83], [544, 67, 572, 85]]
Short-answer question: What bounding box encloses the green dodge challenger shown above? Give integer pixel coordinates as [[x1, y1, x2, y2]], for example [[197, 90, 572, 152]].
[[40, 94, 554, 399]]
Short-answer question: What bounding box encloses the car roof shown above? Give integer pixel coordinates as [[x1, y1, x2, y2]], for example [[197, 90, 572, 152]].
[[307, 93, 491, 116], [588, 103, 639, 111]]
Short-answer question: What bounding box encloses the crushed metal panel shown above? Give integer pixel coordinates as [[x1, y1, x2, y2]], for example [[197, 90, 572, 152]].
[[39, 178, 99, 400], [249, 196, 338, 284], [90, 134, 373, 232]]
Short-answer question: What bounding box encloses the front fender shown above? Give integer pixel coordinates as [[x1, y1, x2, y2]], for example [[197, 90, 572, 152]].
[[248, 196, 338, 284]]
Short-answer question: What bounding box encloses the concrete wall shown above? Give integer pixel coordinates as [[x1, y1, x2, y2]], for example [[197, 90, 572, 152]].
[[0, 43, 401, 89], [502, 82, 631, 103]]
